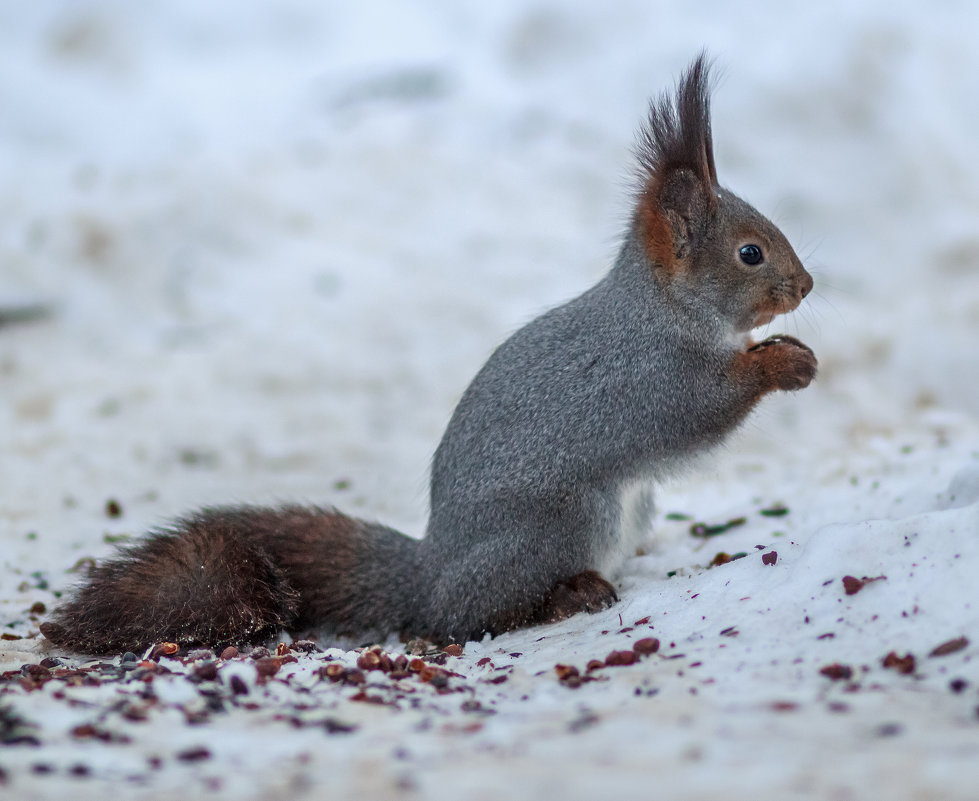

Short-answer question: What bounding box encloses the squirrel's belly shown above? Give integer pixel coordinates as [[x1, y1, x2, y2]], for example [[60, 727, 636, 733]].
[[593, 477, 655, 577]]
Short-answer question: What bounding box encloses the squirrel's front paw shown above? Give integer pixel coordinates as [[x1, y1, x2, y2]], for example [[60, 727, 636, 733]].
[[748, 335, 817, 392], [540, 570, 619, 624]]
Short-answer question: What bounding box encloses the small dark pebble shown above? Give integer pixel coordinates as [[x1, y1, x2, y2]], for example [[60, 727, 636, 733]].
[[249, 647, 271, 660], [69, 763, 91, 778], [950, 678, 969, 694], [31, 763, 55, 775], [229, 675, 249, 696]]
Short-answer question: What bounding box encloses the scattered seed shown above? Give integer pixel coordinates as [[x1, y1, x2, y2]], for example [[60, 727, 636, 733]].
[[554, 664, 579, 681], [443, 644, 464, 657], [819, 663, 853, 681], [176, 747, 211, 762], [220, 646, 239, 660], [194, 662, 218, 681], [605, 650, 638, 667], [254, 658, 282, 678], [762, 551, 778, 566], [149, 643, 179, 660], [321, 664, 347, 682], [633, 638, 660, 656], [929, 637, 969, 657], [357, 651, 382, 671], [882, 652, 915, 675], [105, 499, 123, 518]]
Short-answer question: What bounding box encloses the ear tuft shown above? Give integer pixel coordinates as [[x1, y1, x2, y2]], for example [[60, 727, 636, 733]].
[[634, 53, 718, 274], [635, 52, 718, 190]]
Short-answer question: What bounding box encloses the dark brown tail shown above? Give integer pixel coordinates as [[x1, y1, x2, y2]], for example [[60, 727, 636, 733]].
[[40, 506, 421, 654]]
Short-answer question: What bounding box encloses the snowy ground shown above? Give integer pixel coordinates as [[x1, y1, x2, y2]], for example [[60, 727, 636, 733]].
[[2, 2, 979, 799]]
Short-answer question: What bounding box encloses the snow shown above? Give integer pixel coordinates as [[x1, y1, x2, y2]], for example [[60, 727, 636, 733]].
[[2, 2, 979, 799]]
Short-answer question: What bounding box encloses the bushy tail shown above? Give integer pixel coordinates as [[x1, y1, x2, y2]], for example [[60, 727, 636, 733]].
[[40, 506, 421, 655]]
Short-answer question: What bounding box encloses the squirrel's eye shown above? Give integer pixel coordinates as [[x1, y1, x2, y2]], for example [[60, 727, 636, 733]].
[[739, 244, 764, 265]]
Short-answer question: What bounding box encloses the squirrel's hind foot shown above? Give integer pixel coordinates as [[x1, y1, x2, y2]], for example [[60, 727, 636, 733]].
[[540, 570, 619, 624]]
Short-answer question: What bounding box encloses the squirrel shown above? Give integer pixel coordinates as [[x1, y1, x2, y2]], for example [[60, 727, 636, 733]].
[[40, 55, 816, 654]]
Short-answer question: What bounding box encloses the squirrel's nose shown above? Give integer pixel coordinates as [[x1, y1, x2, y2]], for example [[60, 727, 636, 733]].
[[800, 272, 814, 299]]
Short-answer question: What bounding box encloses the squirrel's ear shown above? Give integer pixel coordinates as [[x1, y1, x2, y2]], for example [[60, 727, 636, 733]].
[[638, 167, 712, 269]]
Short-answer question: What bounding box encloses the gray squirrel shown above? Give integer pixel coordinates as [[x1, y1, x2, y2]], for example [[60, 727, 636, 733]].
[[41, 55, 816, 654]]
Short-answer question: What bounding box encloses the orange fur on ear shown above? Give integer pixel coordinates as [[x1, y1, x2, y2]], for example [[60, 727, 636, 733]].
[[636, 190, 679, 275]]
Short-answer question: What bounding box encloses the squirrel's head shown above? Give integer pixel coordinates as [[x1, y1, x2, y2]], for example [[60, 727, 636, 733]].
[[634, 54, 813, 335]]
